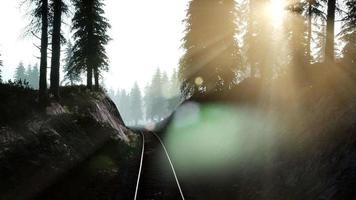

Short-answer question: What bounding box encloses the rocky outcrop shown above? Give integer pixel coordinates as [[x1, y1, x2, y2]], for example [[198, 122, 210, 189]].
[[0, 86, 135, 200]]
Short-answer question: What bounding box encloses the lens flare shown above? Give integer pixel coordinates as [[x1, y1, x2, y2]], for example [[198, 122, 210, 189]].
[[195, 77, 204, 86]]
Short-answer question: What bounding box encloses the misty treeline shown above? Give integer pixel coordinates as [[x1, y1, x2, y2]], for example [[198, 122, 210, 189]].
[[15, 0, 111, 103], [107, 68, 181, 125], [180, 0, 356, 97], [13, 62, 40, 89]]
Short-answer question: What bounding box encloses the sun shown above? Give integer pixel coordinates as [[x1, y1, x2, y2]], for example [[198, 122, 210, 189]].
[[265, 0, 286, 27]]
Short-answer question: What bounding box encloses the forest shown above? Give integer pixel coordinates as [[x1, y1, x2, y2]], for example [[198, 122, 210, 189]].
[[0, 0, 356, 199], [107, 68, 181, 125], [0, 0, 355, 112]]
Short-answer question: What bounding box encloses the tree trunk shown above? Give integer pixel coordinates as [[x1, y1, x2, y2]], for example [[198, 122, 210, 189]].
[[94, 67, 99, 90], [50, 0, 62, 98], [307, 1, 312, 63], [87, 65, 93, 89], [39, 0, 48, 104], [325, 0, 336, 63]]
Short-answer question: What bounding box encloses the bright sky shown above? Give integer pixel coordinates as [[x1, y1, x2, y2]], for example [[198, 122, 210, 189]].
[[0, 0, 189, 90]]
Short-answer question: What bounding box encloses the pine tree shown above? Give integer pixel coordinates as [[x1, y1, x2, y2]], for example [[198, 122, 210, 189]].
[[180, 0, 241, 97], [304, 0, 324, 63], [31, 64, 40, 89], [169, 68, 181, 98], [340, 0, 356, 75], [25, 65, 32, 85], [285, 1, 309, 83], [117, 89, 131, 124], [167, 68, 181, 112], [150, 68, 166, 120], [143, 83, 153, 121], [129, 82, 143, 125], [325, 0, 336, 63], [0, 53, 3, 83], [71, 0, 111, 90], [63, 40, 81, 85], [50, 0, 68, 98], [24, 0, 50, 102], [161, 71, 169, 97], [14, 62, 26, 82]]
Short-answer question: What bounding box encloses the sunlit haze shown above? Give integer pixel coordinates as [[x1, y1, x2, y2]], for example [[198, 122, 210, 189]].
[[266, 0, 286, 27]]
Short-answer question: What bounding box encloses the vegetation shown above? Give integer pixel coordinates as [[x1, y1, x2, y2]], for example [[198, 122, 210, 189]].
[[20, 0, 110, 103], [49, 0, 68, 98], [12, 62, 40, 89], [14, 62, 26, 82], [0, 53, 2, 83], [70, 0, 111, 90], [0, 0, 356, 198], [23, 0, 50, 103], [180, 0, 241, 96], [179, 0, 356, 98], [62, 40, 82, 85], [341, 0, 356, 75], [108, 68, 181, 125], [129, 82, 143, 125]]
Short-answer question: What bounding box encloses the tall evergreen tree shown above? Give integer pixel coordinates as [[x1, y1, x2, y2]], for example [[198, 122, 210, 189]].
[[129, 82, 143, 125], [31, 64, 40, 89], [71, 0, 111, 90], [143, 83, 153, 121], [24, 0, 49, 102], [340, 0, 356, 70], [325, 0, 336, 63], [161, 71, 169, 97], [303, 0, 325, 63], [25, 64, 40, 89], [169, 68, 181, 98], [180, 0, 241, 97], [285, 1, 310, 83], [150, 68, 166, 120], [25, 64, 33, 85], [167, 68, 181, 112], [63, 40, 81, 85], [0, 53, 3, 83], [49, 0, 68, 98], [14, 62, 26, 82]]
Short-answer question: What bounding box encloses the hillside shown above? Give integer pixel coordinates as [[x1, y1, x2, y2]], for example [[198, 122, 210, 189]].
[[0, 85, 140, 200], [163, 69, 356, 199]]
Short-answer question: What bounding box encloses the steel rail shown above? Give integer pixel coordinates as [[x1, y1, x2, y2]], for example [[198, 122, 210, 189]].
[[152, 132, 185, 200], [134, 131, 145, 200]]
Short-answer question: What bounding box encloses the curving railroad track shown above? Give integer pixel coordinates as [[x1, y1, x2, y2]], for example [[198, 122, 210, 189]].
[[134, 131, 185, 200]]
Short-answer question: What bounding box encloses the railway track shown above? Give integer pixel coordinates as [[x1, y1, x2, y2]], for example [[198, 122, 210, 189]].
[[134, 131, 185, 200]]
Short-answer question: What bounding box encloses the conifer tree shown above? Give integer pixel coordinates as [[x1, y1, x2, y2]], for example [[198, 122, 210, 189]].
[[50, 0, 68, 98], [150, 68, 166, 120], [169, 69, 181, 97], [14, 62, 26, 82], [180, 0, 241, 97], [129, 82, 143, 125], [31, 64, 40, 89], [143, 83, 153, 121], [24, 0, 50, 102], [325, 0, 336, 63], [167, 68, 181, 111], [0, 53, 3, 83], [71, 0, 111, 90], [341, 0, 356, 68], [25, 65, 32, 85], [63, 40, 81, 85]]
